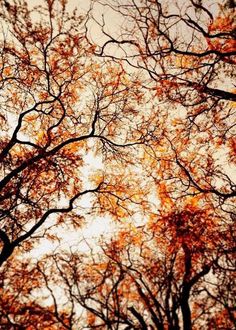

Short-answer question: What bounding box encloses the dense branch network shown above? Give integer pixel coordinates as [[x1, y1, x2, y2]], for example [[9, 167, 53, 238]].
[[0, 0, 235, 329]]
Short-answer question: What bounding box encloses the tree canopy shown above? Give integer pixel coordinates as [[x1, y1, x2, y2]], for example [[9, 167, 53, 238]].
[[0, 0, 235, 329]]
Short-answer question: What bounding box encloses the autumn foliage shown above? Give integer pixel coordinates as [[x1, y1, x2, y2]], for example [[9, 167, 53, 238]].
[[0, 0, 235, 329]]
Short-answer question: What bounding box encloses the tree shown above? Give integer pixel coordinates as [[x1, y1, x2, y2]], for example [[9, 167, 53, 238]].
[[1, 194, 235, 329], [31, 195, 235, 329], [0, 0, 148, 266], [89, 0, 236, 202], [0, 0, 235, 329], [0, 255, 70, 329], [91, 0, 236, 100]]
